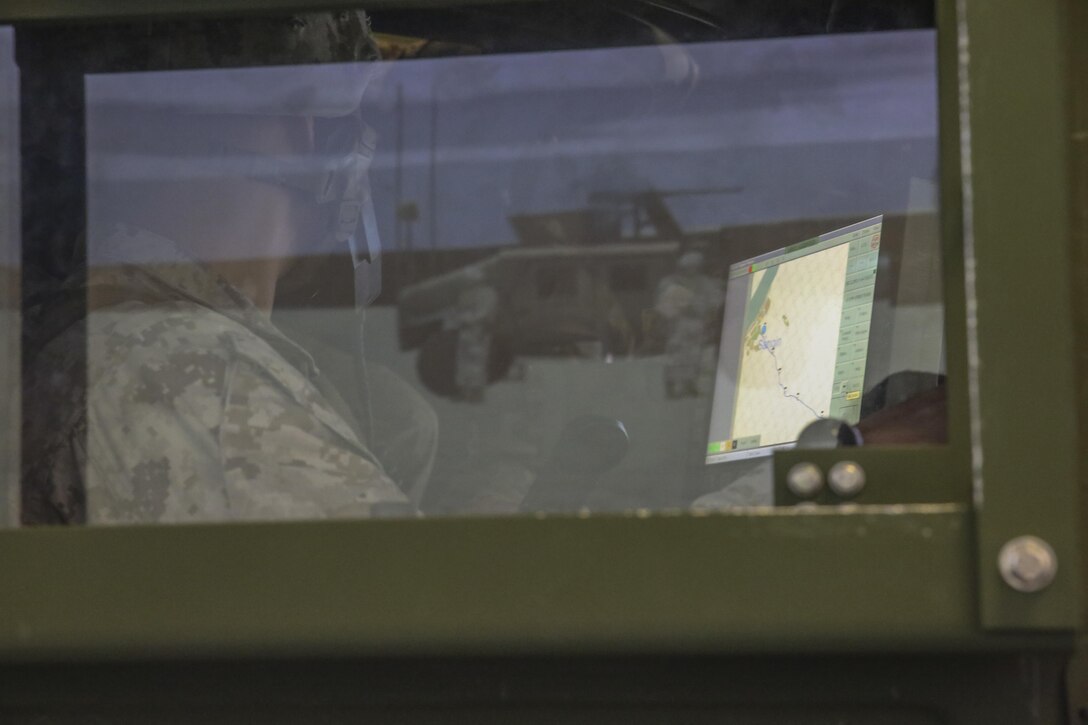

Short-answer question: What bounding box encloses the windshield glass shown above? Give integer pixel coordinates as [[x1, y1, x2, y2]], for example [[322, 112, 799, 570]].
[[12, 1, 945, 525]]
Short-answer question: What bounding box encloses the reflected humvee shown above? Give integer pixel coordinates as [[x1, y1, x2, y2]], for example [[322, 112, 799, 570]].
[[396, 240, 680, 358], [394, 193, 937, 398], [395, 189, 717, 360]]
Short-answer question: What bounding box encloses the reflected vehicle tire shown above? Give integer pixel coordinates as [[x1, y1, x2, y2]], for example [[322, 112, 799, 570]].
[[415, 328, 514, 398]]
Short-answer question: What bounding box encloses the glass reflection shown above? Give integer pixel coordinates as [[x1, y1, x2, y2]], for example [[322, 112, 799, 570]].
[[0, 26, 17, 526], [17, 6, 944, 524]]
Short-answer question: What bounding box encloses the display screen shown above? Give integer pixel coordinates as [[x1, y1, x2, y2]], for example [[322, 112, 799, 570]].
[[707, 217, 882, 463]]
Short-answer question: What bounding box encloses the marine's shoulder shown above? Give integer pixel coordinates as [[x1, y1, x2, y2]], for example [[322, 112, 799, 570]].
[[89, 300, 325, 417], [81, 301, 276, 397], [89, 299, 251, 346]]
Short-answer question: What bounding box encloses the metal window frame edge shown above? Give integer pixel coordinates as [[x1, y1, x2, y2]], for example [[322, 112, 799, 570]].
[[958, 0, 1082, 631]]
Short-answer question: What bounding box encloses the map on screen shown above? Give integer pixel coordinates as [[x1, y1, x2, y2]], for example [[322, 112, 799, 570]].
[[706, 216, 882, 464]]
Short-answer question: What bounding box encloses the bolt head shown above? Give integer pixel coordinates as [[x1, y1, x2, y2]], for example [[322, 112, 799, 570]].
[[786, 462, 823, 498], [828, 460, 866, 497], [999, 536, 1058, 593]]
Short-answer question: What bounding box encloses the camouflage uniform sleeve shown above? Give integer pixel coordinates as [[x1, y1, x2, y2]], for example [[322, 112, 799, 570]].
[[218, 354, 410, 521], [84, 310, 236, 523], [84, 305, 408, 523], [655, 277, 686, 319]]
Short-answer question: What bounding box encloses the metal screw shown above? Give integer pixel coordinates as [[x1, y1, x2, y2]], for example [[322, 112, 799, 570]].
[[998, 536, 1058, 593], [787, 462, 823, 499], [827, 460, 866, 497]]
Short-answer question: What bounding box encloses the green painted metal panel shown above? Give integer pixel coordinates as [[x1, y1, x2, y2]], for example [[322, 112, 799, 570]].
[[773, 448, 966, 505], [0, 655, 1072, 725], [1069, 0, 1088, 701], [959, 0, 1082, 630], [0, 509, 1062, 660], [935, 0, 973, 488]]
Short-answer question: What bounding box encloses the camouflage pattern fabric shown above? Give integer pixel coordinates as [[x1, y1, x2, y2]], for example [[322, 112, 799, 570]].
[[273, 314, 439, 508], [655, 271, 722, 392], [23, 224, 409, 524], [452, 283, 499, 396]]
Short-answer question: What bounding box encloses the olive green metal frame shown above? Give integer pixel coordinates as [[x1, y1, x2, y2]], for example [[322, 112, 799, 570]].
[[957, 0, 1080, 631], [0, 0, 1079, 659]]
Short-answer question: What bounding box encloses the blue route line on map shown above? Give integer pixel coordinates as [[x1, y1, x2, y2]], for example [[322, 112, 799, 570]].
[[758, 332, 825, 420]]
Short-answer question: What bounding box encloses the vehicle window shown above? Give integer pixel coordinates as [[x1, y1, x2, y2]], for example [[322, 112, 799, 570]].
[[14, 1, 944, 525], [0, 26, 16, 526]]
